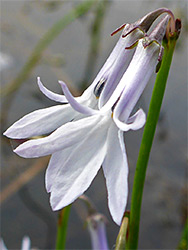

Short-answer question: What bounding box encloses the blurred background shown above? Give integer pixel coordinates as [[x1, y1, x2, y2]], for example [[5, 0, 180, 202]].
[[1, 1, 187, 249]]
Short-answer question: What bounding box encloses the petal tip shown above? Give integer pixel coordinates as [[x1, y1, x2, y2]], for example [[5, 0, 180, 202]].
[[3, 127, 15, 139], [58, 80, 66, 88], [50, 196, 62, 211], [3, 130, 8, 137]]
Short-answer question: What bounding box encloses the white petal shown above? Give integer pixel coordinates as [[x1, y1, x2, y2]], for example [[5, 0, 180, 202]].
[[4, 104, 76, 139], [126, 108, 146, 129], [37, 77, 68, 103], [102, 123, 128, 225], [13, 114, 104, 158], [59, 81, 100, 115], [49, 116, 109, 210], [114, 108, 146, 131], [45, 146, 73, 193]]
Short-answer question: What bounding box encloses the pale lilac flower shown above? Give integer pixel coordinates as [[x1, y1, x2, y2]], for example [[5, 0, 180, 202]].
[[0, 237, 31, 250], [87, 214, 109, 250], [4, 12, 170, 225], [3, 8, 169, 139]]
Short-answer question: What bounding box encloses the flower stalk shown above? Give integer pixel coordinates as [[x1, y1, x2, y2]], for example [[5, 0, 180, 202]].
[[127, 18, 181, 249], [177, 219, 188, 250], [56, 205, 71, 250]]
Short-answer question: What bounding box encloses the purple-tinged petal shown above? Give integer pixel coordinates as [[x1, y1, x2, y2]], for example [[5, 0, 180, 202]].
[[83, 25, 144, 102], [103, 122, 128, 225], [114, 40, 160, 122], [49, 116, 109, 210], [3, 104, 76, 139], [59, 81, 100, 115], [101, 38, 160, 115], [37, 77, 68, 103], [98, 27, 144, 109], [114, 109, 146, 132], [13, 114, 105, 158]]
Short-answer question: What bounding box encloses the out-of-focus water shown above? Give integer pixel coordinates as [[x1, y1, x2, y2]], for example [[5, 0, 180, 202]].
[[1, 1, 187, 249]]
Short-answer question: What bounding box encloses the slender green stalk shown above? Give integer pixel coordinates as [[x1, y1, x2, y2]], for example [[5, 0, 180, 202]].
[[56, 205, 71, 250], [1, 0, 97, 97], [177, 219, 188, 250], [127, 22, 181, 249]]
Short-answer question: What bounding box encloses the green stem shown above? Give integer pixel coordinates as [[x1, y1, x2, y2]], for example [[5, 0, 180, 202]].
[[177, 219, 188, 250], [127, 27, 180, 249], [1, 0, 97, 97], [56, 205, 71, 250]]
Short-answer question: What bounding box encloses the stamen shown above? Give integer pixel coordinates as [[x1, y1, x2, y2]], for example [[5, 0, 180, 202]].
[[94, 78, 106, 98], [122, 8, 176, 39], [163, 9, 176, 34]]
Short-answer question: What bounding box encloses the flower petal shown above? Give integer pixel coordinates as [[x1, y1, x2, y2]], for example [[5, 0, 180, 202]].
[[45, 146, 73, 193], [82, 25, 144, 103], [114, 108, 146, 131], [99, 27, 144, 109], [59, 81, 100, 115], [100, 39, 160, 114], [37, 77, 68, 103], [49, 116, 109, 210], [13, 114, 105, 158], [102, 123, 128, 225], [3, 104, 76, 139]]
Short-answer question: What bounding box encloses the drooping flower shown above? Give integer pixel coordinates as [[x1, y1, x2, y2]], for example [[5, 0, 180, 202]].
[[87, 214, 109, 250], [4, 11, 172, 225], [3, 8, 171, 139]]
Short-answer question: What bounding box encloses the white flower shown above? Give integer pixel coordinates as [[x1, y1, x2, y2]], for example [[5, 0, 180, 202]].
[[4, 13, 170, 225], [3, 8, 170, 139]]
